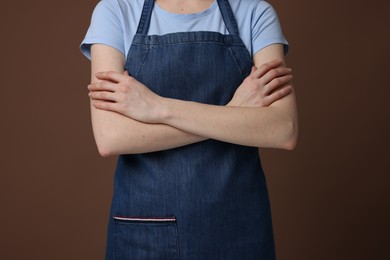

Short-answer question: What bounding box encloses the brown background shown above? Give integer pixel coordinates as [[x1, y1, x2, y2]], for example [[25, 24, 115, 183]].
[[1, 0, 389, 259]]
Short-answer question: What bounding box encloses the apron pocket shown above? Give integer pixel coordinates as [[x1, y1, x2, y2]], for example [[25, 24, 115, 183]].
[[113, 216, 180, 260]]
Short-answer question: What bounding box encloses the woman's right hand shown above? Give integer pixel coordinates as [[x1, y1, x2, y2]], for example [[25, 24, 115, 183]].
[[228, 59, 293, 107]]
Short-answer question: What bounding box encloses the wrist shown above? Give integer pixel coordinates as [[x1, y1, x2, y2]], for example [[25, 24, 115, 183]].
[[158, 97, 173, 124], [159, 98, 189, 127], [226, 98, 240, 107], [226, 100, 236, 107]]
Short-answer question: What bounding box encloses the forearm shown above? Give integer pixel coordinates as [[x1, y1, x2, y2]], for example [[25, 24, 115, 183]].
[[89, 44, 205, 156], [91, 103, 206, 157], [89, 44, 297, 155], [160, 92, 297, 150]]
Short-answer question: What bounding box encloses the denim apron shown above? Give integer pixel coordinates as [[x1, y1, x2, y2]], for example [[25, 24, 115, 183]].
[[105, 0, 276, 259]]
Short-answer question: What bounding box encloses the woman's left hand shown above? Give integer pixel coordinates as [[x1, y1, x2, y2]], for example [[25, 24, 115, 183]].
[[88, 71, 165, 123]]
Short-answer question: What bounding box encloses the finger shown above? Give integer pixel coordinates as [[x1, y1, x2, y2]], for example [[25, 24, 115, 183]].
[[247, 66, 257, 78], [88, 81, 116, 92], [89, 91, 117, 102], [252, 59, 284, 78], [244, 66, 256, 80], [92, 100, 120, 112], [264, 74, 293, 95], [123, 71, 129, 76], [263, 85, 292, 106], [96, 71, 126, 83], [261, 67, 292, 85]]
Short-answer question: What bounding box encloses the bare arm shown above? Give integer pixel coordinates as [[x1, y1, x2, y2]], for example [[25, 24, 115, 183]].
[[91, 44, 298, 150], [161, 44, 298, 149], [90, 44, 206, 156]]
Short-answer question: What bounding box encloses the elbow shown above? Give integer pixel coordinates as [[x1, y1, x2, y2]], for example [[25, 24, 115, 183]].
[[94, 129, 139, 157], [97, 144, 115, 158], [283, 134, 298, 151], [96, 139, 117, 158], [94, 131, 121, 158], [280, 117, 298, 151]]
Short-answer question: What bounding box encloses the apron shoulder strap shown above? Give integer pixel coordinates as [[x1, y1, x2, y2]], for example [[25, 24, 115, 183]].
[[136, 0, 154, 35], [217, 0, 240, 35]]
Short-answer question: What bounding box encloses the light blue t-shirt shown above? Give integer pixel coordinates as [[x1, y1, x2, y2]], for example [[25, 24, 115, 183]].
[[80, 0, 288, 60]]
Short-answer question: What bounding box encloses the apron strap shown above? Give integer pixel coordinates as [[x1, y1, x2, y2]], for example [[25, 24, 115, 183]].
[[217, 0, 240, 35], [136, 0, 154, 35], [136, 0, 240, 36]]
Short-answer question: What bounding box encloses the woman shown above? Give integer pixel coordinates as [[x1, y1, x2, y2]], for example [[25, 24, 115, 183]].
[[80, 0, 298, 259]]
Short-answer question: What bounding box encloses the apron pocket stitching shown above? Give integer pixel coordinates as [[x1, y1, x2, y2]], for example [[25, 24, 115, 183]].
[[113, 216, 176, 222]]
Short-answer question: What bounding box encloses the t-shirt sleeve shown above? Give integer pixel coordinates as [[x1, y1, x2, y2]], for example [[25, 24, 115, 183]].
[[80, 0, 124, 60], [252, 1, 289, 55]]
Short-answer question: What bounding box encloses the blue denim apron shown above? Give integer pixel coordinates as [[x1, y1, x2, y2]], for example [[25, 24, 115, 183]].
[[105, 0, 276, 259]]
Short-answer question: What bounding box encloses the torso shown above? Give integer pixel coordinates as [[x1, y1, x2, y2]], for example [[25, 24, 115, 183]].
[[104, 1, 276, 259]]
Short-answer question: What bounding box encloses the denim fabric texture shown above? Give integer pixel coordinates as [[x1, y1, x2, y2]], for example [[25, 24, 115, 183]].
[[105, 0, 276, 259]]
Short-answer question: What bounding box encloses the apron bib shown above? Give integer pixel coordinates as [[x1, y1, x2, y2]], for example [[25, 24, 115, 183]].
[[106, 1, 275, 259]]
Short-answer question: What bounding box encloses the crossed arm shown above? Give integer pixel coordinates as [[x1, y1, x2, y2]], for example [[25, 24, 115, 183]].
[[88, 43, 298, 157]]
